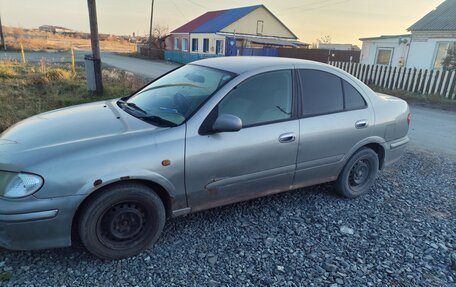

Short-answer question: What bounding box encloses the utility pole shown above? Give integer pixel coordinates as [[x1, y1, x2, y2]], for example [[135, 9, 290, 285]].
[[87, 0, 103, 94], [0, 13, 6, 50], [148, 0, 154, 47]]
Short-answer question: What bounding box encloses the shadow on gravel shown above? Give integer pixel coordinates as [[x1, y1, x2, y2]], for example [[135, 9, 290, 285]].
[[0, 151, 454, 287]]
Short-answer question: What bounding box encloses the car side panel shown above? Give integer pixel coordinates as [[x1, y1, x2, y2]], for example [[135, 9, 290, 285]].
[[293, 108, 375, 187]]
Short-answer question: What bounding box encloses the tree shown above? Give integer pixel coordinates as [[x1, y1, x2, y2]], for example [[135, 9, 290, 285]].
[[149, 24, 169, 49], [442, 46, 456, 71], [310, 35, 332, 49], [318, 35, 332, 44]]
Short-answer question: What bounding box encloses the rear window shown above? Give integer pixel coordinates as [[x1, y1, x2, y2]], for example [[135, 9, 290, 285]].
[[343, 80, 366, 110]]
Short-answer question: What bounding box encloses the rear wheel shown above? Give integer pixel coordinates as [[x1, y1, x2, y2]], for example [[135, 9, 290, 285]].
[[335, 148, 379, 198], [78, 182, 165, 260]]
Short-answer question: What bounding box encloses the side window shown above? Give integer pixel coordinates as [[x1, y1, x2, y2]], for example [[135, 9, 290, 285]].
[[299, 70, 343, 117], [343, 80, 366, 110], [218, 70, 293, 127], [203, 39, 209, 53], [191, 38, 198, 52]]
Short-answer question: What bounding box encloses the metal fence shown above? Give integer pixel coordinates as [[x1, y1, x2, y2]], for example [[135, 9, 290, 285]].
[[330, 62, 456, 99], [164, 50, 221, 64], [238, 47, 279, 57], [282, 49, 360, 63]]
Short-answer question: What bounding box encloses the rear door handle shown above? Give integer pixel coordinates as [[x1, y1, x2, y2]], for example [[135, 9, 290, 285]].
[[279, 133, 296, 143], [355, 120, 368, 129]]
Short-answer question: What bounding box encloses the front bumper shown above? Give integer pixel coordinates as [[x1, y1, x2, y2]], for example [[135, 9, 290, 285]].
[[0, 195, 83, 250]]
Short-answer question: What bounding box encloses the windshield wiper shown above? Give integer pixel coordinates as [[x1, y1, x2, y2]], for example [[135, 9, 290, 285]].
[[118, 100, 148, 115], [118, 100, 177, 127], [139, 115, 178, 127]]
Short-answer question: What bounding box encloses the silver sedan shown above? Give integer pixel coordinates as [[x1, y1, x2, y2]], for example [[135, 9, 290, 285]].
[[0, 57, 410, 259]]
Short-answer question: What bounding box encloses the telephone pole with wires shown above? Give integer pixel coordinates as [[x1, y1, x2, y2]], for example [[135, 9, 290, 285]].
[[87, 0, 103, 94], [148, 0, 155, 48]]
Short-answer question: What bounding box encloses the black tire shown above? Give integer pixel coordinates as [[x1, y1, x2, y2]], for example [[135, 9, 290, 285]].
[[335, 147, 379, 198], [78, 182, 165, 260]]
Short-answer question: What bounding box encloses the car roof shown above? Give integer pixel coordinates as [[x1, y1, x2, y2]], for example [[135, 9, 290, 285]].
[[192, 56, 329, 74]]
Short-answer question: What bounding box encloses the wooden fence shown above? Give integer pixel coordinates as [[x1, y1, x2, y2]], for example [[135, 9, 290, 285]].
[[330, 62, 456, 99]]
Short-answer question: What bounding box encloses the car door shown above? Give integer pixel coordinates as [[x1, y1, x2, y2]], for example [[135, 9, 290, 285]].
[[293, 68, 374, 188], [185, 69, 300, 212]]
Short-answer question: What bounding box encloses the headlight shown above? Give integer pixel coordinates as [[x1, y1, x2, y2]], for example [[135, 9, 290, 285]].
[[0, 171, 44, 198]]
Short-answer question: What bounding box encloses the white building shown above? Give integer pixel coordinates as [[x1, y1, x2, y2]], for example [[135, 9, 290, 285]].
[[359, 35, 411, 67], [360, 0, 456, 69], [167, 4, 303, 56]]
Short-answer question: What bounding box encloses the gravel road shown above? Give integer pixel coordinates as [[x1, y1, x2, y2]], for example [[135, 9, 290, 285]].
[[0, 150, 454, 286]]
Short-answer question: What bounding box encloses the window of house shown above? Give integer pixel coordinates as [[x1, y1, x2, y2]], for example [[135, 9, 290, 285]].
[[216, 40, 224, 55], [218, 70, 293, 127], [376, 48, 393, 65], [174, 37, 179, 50], [191, 38, 198, 52], [299, 70, 344, 117], [343, 80, 367, 110], [256, 20, 264, 35], [433, 42, 456, 69], [182, 38, 188, 51], [203, 39, 209, 53]]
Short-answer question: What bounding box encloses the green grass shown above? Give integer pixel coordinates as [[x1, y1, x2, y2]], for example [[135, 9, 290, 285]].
[[370, 85, 456, 111], [0, 61, 146, 133]]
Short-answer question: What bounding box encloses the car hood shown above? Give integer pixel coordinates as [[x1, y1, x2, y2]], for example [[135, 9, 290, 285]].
[[0, 99, 155, 170]]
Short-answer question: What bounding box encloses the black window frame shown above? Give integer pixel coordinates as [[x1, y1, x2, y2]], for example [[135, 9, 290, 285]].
[[191, 38, 198, 52], [203, 38, 209, 53], [199, 69, 299, 135], [297, 69, 367, 119], [215, 40, 223, 55]]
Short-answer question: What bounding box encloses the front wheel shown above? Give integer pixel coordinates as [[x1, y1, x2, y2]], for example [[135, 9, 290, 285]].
[[335, 148, 379, 198], [78, 182, 165, 260]]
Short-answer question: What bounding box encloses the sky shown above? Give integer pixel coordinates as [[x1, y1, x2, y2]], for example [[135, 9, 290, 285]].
[[0, 0, 444, 46]]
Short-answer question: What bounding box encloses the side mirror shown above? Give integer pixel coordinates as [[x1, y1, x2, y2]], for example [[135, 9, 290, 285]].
[[212, 114, 242, 133]]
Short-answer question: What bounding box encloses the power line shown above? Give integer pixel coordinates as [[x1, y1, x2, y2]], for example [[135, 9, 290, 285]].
[[278, 0, 353, 14], [185, 0, 209, 10], [170, 0, 189, 20]]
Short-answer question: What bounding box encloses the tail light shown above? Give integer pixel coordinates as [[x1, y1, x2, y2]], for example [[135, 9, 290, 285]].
[[407, 113, 411, 126]]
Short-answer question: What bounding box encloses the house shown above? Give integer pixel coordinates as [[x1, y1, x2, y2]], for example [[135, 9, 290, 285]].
[[167, 4, 304, 56], [38, 25, 75, 35], [359, 0, 456, 69], [359, 35, 411, 67], [406, 0, 456, 69]]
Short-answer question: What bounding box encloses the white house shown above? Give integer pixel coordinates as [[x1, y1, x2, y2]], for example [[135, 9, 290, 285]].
[[167, 4, 303, 56], [360, 0, 456, 69], [359, 35, 411, 67]]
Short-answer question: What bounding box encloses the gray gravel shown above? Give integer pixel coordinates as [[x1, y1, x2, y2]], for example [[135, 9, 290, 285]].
[[1, 150, 455, 286]]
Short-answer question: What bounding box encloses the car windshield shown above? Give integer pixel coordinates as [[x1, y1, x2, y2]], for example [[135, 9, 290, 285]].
[[119, 65, 235, 126]]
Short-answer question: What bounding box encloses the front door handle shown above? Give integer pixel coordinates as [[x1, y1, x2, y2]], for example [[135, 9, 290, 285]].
[[355, 120, 368, 129], [279, 133, 296, 143]]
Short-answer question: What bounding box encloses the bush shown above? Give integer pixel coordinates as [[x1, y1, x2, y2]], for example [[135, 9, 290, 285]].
[[30, 68, 73, 86], [0, 65, 17, 79]]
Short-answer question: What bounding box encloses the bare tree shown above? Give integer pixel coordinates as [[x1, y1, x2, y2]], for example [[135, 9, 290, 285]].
[[317, 35, 332, 44], [150, 24, 169, 49]]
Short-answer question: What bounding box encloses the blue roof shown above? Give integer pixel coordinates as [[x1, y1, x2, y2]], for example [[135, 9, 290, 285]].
[[192, 5, 262, 33]]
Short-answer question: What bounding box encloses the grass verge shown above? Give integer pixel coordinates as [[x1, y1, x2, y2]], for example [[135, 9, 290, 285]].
[[0, 60, 147, 133]]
